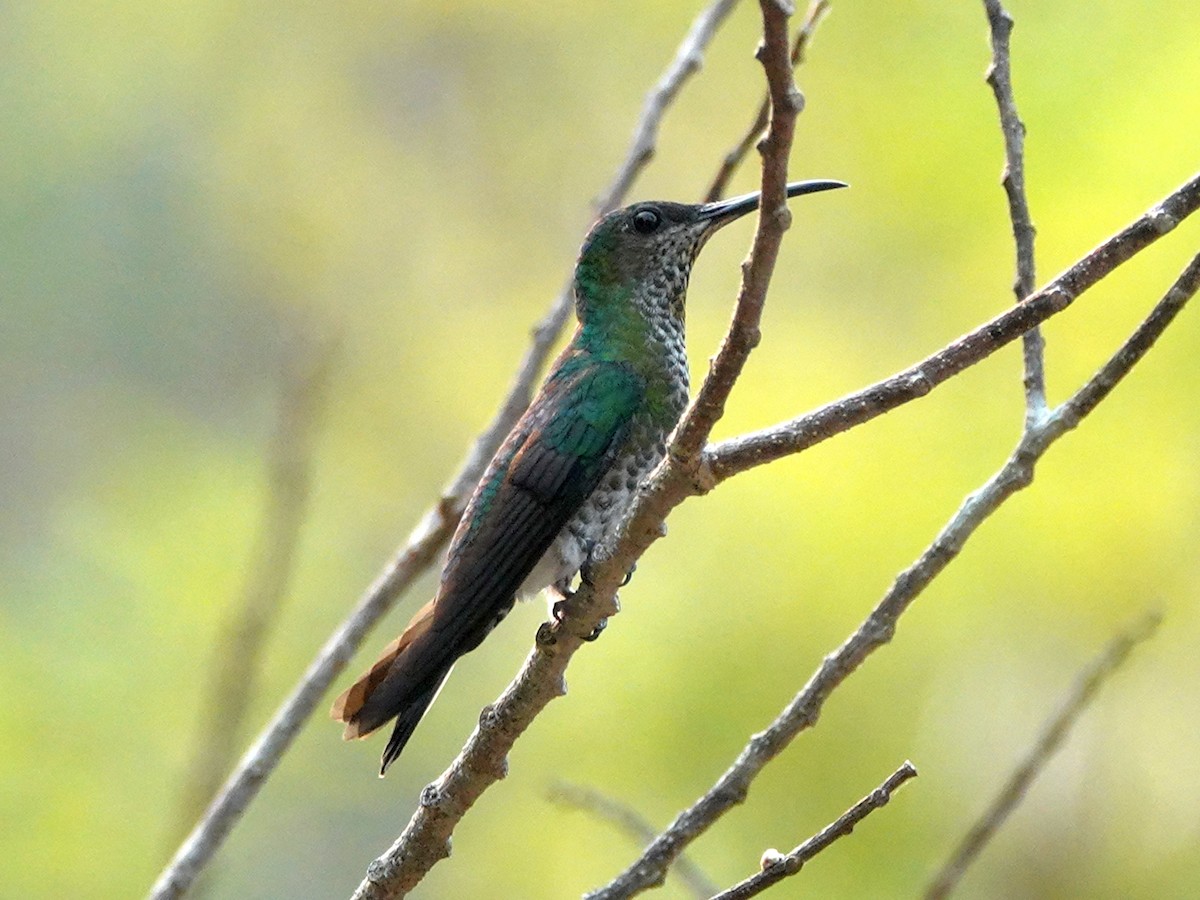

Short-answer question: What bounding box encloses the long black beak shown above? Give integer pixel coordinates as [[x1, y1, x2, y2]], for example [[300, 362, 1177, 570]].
[[696, 179, 848, 225]]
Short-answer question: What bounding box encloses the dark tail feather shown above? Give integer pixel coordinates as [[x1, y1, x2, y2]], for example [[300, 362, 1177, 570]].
[[379, 669, 451, 776]]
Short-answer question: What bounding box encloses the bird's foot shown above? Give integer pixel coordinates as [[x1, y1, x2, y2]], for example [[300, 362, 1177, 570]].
[[551, 598, 569, 623], [583, 617, 607, 642], [550, 598, 614, 642], [579, 559, 636, 587], [620, 562, 637, 587]]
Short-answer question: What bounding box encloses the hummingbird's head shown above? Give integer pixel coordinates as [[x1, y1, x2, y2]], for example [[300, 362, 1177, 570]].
[[573, 180, 847, 329]]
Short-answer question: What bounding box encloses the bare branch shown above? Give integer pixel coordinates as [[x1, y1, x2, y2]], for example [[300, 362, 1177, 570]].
[[150, 502, 460, 900], [983, 0, 1045, 420], [586, 248, 1200, 900], [670, 0, 805, 465], [347, 3, 807, 897], [601, 0, 743, 210], [548, 783, 718, 899], [712, 762, 918, 900], [706, 171, 1200, 481], [925, 612, 1162, 900], [1055, 252, 1200, 425], [705, 0, 830, 203], [166, 329, 335, 864], [147, 6, 739, 898]]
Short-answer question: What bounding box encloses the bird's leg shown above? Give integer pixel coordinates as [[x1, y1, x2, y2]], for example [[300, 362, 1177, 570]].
[[550, 546, 625, 641], [580, 545, 636, 588], [550, 578, 572, 626], [574, 542, 607, 640], [578, 560, 597, 587]]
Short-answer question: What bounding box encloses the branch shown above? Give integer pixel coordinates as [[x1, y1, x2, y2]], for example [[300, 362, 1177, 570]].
[[150, 501, 459, 900], [147, 4, 738, 897], [925, 611, 1162, 900], [548, 783, 718, 899], [166, 329, 334, 859], [706, 171, 1200, 482], [705, 0, 830, 203], [712, 762, 918, 900], [601, 0, 743, 210], [588, 248, 1200, 899], [1055, 253, 1200, 424], [347, 3, 806, 897], [983, 0, 1045, 420], [671, 0, 805, 465]]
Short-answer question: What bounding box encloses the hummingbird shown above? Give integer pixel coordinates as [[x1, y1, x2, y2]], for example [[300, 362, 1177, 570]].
[[332, 179, 847, 774]]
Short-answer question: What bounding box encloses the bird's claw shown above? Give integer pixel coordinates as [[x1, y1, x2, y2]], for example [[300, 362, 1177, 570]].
[[620, 563, 637, 587], [551, 599, 608, 642], [583, 618, 608, 642], [579, 560, 635, 588]]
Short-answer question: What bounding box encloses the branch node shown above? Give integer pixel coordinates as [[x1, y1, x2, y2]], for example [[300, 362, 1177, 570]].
[[772, 204, 794, 232], [692, 453, 719, 495], [1041, 285, 1074, 311], [1147, 206, 1179, 235], [718, 782, 750, 807], [786, 86, 806, 114], [419, 783, 443, 809], [478, 703, 499, 730], [760, 848, 784, 870], [905, 368, 935, 397], [365, 859, 388, 880], [862, 614, 897, 645]]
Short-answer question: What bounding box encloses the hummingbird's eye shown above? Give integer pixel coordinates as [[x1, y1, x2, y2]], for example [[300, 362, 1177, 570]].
[[632, 208, 661, 235]]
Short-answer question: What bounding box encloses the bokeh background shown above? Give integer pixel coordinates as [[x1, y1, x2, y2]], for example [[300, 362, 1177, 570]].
[[4, 0, 1200, 897]]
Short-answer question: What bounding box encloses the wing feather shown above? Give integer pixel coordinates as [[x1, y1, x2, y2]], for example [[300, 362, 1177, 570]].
[[332, 356, 645, 763]]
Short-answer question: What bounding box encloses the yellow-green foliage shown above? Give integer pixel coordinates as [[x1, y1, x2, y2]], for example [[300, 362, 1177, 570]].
[[3, 1, 1199, 898]]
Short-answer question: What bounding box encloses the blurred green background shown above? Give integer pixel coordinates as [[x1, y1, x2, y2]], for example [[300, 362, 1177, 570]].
[[4, 0, 1200, 897]]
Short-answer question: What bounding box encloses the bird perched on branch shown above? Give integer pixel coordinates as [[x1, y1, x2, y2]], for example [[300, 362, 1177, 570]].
[[332, 179, 846, 775]]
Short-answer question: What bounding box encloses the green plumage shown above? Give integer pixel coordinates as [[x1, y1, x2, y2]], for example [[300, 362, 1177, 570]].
[[333, 179, 846, 773]]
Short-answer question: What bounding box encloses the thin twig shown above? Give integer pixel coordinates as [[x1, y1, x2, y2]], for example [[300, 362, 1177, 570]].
[[705, 0, 830, 203], [548, 783, 719, 899], [150, 503, 460, 900], [347, 3, 806, 897], [925, 611, 1162, 900], [602, 0, 743, 210], [147, 6, 738, 898], [587, 249, 1200, 900], [166, 329, 335, 870], [706, 172, 1200, 481], [1055, 253, 1200, 424], [983, 0, 1045, 423], [712, 762, 918, 900], [670, 0, 805, 466]]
